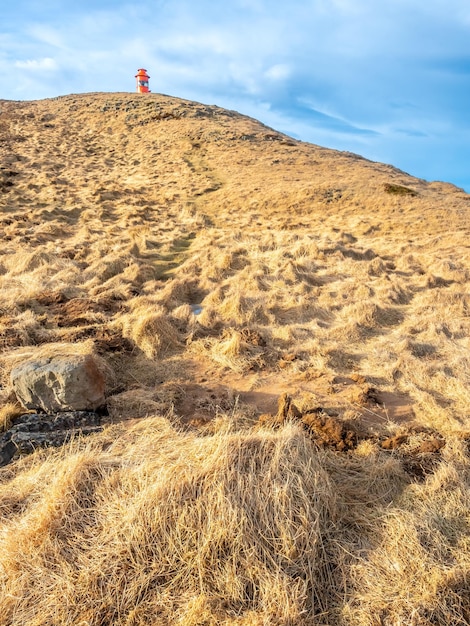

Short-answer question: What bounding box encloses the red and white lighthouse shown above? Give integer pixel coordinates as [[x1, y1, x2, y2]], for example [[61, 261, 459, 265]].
[[135, 68, 151, 93]]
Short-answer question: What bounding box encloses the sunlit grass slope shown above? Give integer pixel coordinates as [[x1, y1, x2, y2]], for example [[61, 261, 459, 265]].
[[0, 92, 469, 624]]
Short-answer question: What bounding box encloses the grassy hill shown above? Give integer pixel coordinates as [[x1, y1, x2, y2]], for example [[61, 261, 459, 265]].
[[0, 92, 469, 624]]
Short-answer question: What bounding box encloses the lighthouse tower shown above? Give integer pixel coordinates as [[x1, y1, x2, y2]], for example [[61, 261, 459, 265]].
[[135, 69, 151, 93]]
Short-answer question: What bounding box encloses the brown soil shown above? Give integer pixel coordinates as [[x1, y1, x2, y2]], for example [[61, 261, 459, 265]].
[[259, 391, 452, 479], [301, 410, 358, 451]]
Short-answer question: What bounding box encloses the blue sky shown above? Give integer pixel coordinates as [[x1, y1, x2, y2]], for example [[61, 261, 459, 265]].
[[1, 0, 469, 191]]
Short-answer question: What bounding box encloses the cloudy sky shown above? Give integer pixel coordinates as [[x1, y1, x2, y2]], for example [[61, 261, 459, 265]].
[[1, 0, 469, 191]]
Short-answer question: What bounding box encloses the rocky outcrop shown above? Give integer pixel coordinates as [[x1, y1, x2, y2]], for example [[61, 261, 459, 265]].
[[10, 354, 105, 412], [0, 410, 103, 466]]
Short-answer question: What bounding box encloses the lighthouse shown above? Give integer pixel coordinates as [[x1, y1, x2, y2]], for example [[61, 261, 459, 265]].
[[135, 68, 151, 93]]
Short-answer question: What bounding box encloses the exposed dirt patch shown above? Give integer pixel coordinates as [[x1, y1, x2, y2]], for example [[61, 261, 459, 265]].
[[50, 299, 104, 327], [34, 290, 69, 306], [383, 182, 418, 196], [239, 328, 266, 346], [331, 377, 415, 424], [177, 382, 238, 425], [381, 427, 445, 453], [342, 383, 381, 406], [302, 410, 358, 451], [0, 326, 27, 349], [259, 392, 449, 479], [93, 328, 134, 354], [49, 298, 120, 327], [381, 433, 409, 449], [259, 393, 358, 451]]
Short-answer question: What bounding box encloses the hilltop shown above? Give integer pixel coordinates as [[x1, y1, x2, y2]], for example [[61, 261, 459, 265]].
[[0, 93, 469, 624]]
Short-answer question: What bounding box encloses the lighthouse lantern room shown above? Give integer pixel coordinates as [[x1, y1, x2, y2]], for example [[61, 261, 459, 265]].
[[135, 68, 151, 93]]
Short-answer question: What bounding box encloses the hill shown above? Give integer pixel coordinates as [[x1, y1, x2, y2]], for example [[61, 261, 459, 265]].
[[0, 92, 469, 624]]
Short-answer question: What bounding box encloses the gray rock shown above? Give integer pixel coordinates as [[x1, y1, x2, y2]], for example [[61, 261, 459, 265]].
[[0, 410, 103, 466], [10, 354, 105, 412], [0, 432, 16, 466]]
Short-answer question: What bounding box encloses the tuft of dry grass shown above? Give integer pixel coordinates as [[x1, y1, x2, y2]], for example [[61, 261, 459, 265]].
[[341, 437, 470, 625], [121, 306, 183, 359], [2, 417, 470, 624], [0, 419, 336, 625], [191, 328, 267, 374], [0, 402, 25, 432]]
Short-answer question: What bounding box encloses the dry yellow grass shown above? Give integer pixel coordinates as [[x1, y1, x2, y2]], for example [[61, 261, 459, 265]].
[[0, 92, 470, 623], [0, 402, 24, 432], [2, 416, 469, 625], [0, 418, 335, 625]]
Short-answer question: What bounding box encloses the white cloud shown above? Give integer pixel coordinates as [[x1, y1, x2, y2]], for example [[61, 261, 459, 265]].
[[264, 64, 290, 81], [14, 57, 58, 71]]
